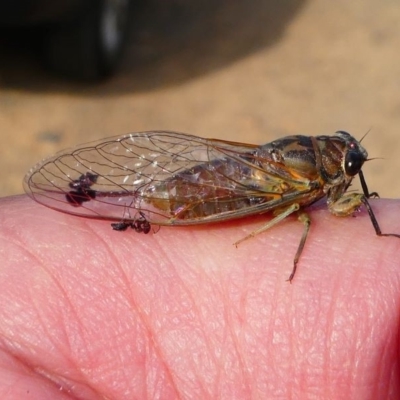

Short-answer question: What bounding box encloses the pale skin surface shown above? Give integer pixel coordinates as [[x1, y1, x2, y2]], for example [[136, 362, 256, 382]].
[[0, 195, 399, 399]]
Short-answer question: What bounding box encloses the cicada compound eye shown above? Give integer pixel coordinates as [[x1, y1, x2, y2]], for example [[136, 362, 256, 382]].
[[344, 150, 365, 176]]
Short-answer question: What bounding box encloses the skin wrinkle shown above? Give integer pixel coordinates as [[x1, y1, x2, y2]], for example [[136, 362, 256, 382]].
[[154, 230, 223, 392], [330, 296, 357, 394], [32, 367, 100, 399], [85, 225, 181, 398], [224, 249, 264, 394], [360, 280, 398, 393], [0, 349, 79, 400], [373, 301, 400, 397], [218, 276, 251, 398], [238, 280, 263, 394], [1, 236, 87, 369], [389, 351, 400, 398], [287, 270, 337, 396], [261, 283, 285, 395], [324, 267, 344, 392], [1, 325, 100, 399], [128, 254, 182, 398], [261, 264, 290, 396], [236, 274, 260, 396], [183, 291, 222, 397], [83, 225, 143, 392], [95, 244, 179, 398], [288, 281, 307, 399], [6, 214, 152, 398], [373, 338, 390, 399], [377, 250, 400, 290], [152, 238, 200, 365], [35, 266, 93, 363], [296, 297, 317, 397], [271, 268, 286, 376], [195, 267, 227, 397], [40, 261, 104, 372], [137, 232, 218, 399], [196, 268, 223, 396], [287, 298, 297, 399], [173, 231, 262, 398], [326, 275, 390, 398], [23, 233, 112, 397]]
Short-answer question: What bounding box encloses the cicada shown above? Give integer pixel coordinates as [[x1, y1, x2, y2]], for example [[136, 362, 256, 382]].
[[23, 130, 400, 281]]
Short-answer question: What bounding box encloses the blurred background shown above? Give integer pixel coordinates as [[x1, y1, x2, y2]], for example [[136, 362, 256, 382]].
[[1, 0, 400, 197]]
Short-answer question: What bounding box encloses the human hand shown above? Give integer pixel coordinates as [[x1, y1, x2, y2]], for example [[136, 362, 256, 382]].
[[0, 196, 399, 399]]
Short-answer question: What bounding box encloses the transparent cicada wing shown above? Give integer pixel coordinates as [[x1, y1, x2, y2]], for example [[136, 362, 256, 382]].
[[24, 131, 314, 225]]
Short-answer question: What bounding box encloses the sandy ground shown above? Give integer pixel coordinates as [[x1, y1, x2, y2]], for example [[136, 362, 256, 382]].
[[1, 0, 400, 199]]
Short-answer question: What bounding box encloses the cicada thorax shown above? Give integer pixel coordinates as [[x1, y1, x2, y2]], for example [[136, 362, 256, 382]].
[[258, 133, 367, 197], [260, 135, 342, 181]]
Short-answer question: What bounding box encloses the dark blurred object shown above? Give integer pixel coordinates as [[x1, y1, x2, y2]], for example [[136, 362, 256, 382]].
[[0, 0, 134, 80]]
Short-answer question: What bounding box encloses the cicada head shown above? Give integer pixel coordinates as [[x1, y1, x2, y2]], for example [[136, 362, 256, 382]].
[[321, 130, 369, 203], [335, 130, 368, 178]]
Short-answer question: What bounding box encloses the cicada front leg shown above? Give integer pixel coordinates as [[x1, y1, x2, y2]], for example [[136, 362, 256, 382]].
[[328, 193, 365, 217], [329, 192, 400, 239], [358, 170, 379, 199]]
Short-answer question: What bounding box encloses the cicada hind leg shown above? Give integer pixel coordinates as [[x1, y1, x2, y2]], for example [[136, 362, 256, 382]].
[[234, 203, 313, 282]]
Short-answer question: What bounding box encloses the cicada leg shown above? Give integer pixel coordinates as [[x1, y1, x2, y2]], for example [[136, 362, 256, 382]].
[[234, 203, 300, 246], [234, 203, 313, 282], [328, 193, 365, 217], [289, 211, 311, 283], [358, 170, 379, 199], [329, 193, 400, 238]]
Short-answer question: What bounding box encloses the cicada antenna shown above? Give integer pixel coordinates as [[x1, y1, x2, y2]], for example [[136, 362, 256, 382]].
[[359, 128, 372, 143], [365, 157, 384, 163]]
